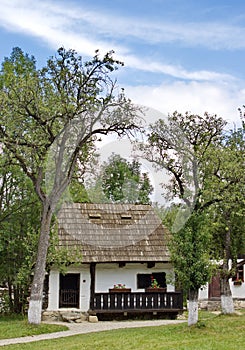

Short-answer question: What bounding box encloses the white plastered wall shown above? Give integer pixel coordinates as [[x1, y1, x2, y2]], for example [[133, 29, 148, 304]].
[[95, 262, 174, 292], [47, 262, 175, 312], [230, 259, 245, 298], [47, 266, 90, 312]]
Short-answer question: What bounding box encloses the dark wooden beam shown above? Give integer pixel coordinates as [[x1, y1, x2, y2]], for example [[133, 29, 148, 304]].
[[119, 262, 126, 268], [89, 262, 96, 310], [147, 262, 155, 268]]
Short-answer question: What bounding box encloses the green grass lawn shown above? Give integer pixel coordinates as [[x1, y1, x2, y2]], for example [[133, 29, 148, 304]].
[[1, 311, 245, 350], [0, 315, 68, 339]]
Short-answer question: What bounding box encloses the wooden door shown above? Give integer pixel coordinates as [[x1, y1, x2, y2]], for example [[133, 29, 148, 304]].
[[209, 274, 221, 299], [59, 273, 80, 308]]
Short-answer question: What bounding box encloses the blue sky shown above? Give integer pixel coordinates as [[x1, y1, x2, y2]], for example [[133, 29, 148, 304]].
[[1, 0, 244, 206], [1, 0, 245, 126]]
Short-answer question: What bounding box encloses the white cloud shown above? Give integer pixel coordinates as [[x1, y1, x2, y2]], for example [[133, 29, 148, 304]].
[[29, 0, 245, 51], [0, 0, 237, 82], [66, 9, 245, 50], [125, 80, 245, 126], [118, 55, 233, 81], [103, 20, 245, 51], [0, 0, 126, 57]]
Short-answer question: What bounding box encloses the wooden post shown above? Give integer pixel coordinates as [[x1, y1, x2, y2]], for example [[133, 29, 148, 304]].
[[90, 263, 96, 310]]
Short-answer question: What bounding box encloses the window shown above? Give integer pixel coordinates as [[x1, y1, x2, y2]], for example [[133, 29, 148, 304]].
[[121, 214, 132, 220], [232, 264, 244, 282], [137, 272, 166, 289], [89, 213, 101, 219]]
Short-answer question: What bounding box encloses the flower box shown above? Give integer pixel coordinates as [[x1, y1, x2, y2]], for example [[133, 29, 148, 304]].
[[145, 287, 167, 293], [233, 281, 242, 286], [109, 288, 131, 293]]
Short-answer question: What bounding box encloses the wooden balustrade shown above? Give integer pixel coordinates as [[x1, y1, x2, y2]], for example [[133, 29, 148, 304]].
[[91, 291, 183, 313]]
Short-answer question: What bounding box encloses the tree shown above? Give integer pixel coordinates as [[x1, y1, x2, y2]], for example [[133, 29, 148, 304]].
[[140, 111, 227, 325], [100, 153, 153, 203], [169, 212, 213, 325], [0, 151, 40, 314], [204, 122, 245, 313], [0, 47, 140, 324]]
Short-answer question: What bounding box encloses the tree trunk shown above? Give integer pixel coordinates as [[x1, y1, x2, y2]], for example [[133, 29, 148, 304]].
[[220, 222, 234, 314], [7, 282, 14, 313], [220, 266, 234, 314], [188, 289, 199, 326], [28, 203, 52, 324]]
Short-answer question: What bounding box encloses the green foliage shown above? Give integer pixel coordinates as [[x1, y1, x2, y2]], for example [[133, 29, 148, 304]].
[[141, 111, 226, 208], [0, 47, 140, 322], [0, 151, 40, 314], [169, 212, 214, 292], [68, 181, 90, 203], [68, 141, 100, 203], [141, 111, 245, 298], [141, 112, 230, 300], [100, 153, 153, 203], [46, 222, 83, 274], [200, 123, 245, 275], [0, 47, 139, 202]]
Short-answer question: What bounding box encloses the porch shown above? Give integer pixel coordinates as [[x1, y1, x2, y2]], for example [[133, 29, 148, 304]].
[[89, 291, 183, 318]]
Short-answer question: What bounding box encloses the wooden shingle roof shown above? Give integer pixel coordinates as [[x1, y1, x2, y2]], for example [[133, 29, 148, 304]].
[[57, 203, 170, 263]]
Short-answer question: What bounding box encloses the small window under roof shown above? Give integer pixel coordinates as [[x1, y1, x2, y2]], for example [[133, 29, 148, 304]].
[[89, 213, 101, 219], [121, 214, 132, 219]]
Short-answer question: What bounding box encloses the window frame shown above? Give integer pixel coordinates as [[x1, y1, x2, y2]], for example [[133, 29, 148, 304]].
[[137, 272, 166, 289]]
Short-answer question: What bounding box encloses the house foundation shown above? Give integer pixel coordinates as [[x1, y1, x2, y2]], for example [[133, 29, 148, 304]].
[[42, 310, 89, 322], [198, 298, 245, 311]]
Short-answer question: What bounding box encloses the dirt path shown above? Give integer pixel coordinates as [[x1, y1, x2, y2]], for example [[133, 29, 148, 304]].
[[0, 319, 186, 346]]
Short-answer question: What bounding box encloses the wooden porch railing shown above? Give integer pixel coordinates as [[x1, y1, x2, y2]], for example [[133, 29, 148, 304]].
[[91, 291, 183, 313]]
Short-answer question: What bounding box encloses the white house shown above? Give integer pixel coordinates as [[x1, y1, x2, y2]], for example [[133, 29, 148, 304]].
[[46, 203, 183, 318], [199, 259, 245, 309]]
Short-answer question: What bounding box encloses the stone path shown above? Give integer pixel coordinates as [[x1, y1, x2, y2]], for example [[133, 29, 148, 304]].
[[0, 319, 186, 346]]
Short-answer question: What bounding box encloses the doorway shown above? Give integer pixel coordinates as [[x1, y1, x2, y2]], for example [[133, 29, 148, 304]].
[[209, 274, 221, 299], [59, 273, 80, 308]]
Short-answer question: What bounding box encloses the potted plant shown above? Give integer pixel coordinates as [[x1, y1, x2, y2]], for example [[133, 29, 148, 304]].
[[109, 284, 131, 293], [145, 276, 167, 292], [233, 279, 243, 286]]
